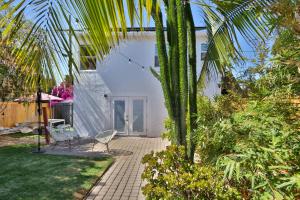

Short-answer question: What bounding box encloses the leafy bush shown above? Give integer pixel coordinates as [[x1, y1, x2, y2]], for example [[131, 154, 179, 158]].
[[161, 118, 175, 142], [196, 93, 300, 199], [141, 145, 241, 200], [196, 93, 244, 164], [215, 99, 300, 199]]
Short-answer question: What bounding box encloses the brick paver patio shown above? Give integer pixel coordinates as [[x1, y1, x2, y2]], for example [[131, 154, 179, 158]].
[[86, 137, 169, 200]]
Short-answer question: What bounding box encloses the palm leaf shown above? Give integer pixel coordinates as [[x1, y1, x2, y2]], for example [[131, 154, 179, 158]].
[[0, 0, 143, 89], [0, 0, 80, 88], [197, 0, 278, 87]]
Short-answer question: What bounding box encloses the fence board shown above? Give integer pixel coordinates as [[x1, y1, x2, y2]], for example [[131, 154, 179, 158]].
[[0, 102, 51, 128]]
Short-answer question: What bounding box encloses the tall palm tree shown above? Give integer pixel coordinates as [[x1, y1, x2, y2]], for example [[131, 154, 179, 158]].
[[0, 0, 278, 160]]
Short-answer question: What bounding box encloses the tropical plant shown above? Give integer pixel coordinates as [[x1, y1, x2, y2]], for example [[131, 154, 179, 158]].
[[147, 0, 198, 160]]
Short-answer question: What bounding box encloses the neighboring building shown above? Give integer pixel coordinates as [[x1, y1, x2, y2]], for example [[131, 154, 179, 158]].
[[73, 28, 220, 138]]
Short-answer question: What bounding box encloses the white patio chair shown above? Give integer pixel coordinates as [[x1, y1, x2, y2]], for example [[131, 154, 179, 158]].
[[92, 130, 117, 152], [46, 125, 73, 149], [68, 130, 79, 143]]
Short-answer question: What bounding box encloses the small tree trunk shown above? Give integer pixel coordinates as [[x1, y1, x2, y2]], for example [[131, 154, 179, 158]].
[[151, 1, 198, 161], [42, 107, 50, 144], [152, 7, 173, 119], [176, 0, 188, 150], [168, 0, 181, 144], [186, 4, 197, 162]]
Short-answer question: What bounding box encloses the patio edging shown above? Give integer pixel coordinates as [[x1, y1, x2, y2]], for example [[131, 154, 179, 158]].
[[83, 158, 116, 200]]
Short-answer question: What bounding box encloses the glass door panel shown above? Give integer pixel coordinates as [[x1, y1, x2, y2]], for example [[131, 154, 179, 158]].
[[132, 99, 144, 132], [129, 97, 146, 135], [114, 100, 126, 133]]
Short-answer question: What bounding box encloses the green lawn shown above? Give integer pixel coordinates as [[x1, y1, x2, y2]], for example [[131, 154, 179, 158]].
[[0, 145, 113, 200]]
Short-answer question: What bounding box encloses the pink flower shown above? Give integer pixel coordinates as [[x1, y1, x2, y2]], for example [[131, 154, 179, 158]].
[[51, 82, 73, 100]]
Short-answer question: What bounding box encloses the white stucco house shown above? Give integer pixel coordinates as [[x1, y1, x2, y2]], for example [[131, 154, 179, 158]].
[[73, 27, 220, 138]]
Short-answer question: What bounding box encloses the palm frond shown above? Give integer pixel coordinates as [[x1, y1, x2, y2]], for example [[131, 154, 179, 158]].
[[197, 0, 278, 87], [0, 0, 80, 88], [0, 0, 144, 89], [72, 0, 161, 56]]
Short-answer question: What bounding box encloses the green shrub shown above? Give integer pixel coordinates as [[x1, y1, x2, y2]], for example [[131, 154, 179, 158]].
[[161, 118, 175, 142], [196, 94, 300, 199], [216, 99, 300, 199], [141, 145, 241, 200], [196, 94, 243, 164]]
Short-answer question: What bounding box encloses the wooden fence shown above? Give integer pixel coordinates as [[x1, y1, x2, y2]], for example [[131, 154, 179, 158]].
[[0, 102, 51, 128]]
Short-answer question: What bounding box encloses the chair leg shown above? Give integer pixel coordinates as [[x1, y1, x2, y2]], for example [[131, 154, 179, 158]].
[[52, 142, 57, 150], [106, 143, 109, 152], [92, 139, 96, 152], [68, 140, 71, 151]]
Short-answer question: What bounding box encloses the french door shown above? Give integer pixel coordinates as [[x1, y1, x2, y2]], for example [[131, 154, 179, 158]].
[[111, 97, 147, 136]]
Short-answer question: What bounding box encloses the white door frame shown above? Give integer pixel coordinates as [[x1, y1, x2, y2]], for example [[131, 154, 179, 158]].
[[111, 96, 147, 136]]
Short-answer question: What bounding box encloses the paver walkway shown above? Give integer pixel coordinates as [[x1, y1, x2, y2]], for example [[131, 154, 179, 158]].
[[86, 137, 169, 200]]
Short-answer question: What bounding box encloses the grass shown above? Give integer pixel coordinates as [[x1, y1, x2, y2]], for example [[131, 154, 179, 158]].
[[0, 144, 113, 200]]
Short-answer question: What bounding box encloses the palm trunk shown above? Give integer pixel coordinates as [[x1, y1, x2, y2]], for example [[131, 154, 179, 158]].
[[152, 7, 173, 120], [186, 4, 197, 162], [151, 1, 197, 160], [168, 0, 181, 144], [176, 0, 188, 149]]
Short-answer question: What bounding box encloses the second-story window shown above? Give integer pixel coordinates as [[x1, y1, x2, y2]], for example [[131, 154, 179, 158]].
[[201, 43, 208, 61], [80, 45, 96, 70]]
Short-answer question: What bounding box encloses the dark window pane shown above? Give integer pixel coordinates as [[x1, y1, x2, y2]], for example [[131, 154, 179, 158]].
[[80, 45, 95, 57], [201, 43, 208, 52], [80, 57, 96, 70], [114, 100, 125, 132], [201, 52, 207, 61], [155, 56, 159, 67]]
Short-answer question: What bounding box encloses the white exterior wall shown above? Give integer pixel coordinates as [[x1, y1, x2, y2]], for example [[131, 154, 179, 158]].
[[73, 31, 220, 137]]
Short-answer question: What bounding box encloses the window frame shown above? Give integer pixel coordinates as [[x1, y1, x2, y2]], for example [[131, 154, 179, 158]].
[[80, 45, 97, 71]]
